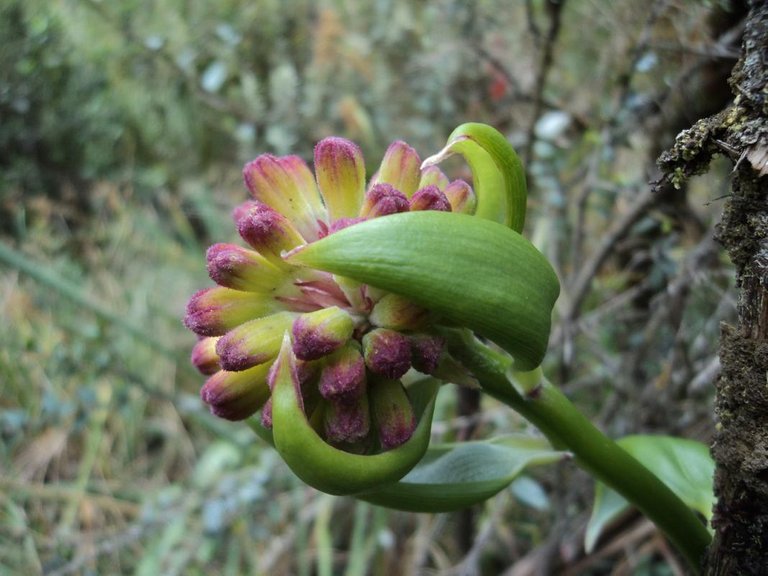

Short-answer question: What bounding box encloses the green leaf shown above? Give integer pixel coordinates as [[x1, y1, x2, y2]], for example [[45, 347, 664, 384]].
[[358, 435, 565, 512], [287, 211, 560, 371], [585, 435, 714, 552]]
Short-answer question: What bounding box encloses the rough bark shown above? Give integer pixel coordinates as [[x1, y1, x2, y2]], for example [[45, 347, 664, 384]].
[[657, 1, 768, 572]]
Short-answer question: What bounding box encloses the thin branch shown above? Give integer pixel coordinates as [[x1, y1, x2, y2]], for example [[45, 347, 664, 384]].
[[523, 0, 568, 165]]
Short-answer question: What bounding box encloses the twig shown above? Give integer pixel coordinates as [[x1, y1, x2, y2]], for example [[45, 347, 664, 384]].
[[523, 0, 568, 165]]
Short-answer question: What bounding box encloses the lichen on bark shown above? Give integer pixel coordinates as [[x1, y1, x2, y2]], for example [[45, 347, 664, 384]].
[[657, 1, 768, 573]]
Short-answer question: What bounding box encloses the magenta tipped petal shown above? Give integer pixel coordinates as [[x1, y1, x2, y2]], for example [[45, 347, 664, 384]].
[[191, 337, 221, 375], [363, 328, 412, 379], [444, 179, 477, 214], [371, 140, 421, 197], [314, 137, 366, 220], [233, 201, 304, 264], [206, 243, 286, 292], [215, 312, 296, 371], [410, 185, 452, 212], [318, 344, 367, 399], [184, 287, 279, 337], [200, 363, 271, 421], [359, 183, 410, 218], [370, 378, 416, 449], [410, 334, 445, 375], [291, 306, 355, 361]]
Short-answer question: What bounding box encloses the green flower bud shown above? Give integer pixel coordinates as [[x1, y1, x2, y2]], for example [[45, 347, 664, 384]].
[[190, 336, 221, 375], [370, 377, 416, 449], [216, 311, 297, 371], [184, 287, 280, 337], [206, 243, 287, 293], [369, 293, 427, 330], [371, 140, 421, 197], [291, 306, 355, 361], [444, 180, 477, 214], [200, 363, 271, 421], [314, 137, 366, 220]]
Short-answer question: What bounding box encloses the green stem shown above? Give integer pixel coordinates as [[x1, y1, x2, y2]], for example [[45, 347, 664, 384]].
[[441, 328, 711, 572]]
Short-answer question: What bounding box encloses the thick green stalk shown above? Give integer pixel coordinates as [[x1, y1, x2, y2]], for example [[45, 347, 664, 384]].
[[441, 329, 711, 572]]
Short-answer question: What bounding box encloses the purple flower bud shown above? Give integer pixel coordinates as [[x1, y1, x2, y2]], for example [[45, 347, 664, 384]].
[[371, 140, 421, 197], [410, 334, 445, 375], [191, 336, 221, 375], [369, 293, 427, 330], [200, 363, 271, 421], [370, 377, 416, 449], [291, 306, 355, 361], [318, 343, 366, 400], [362, 328, 412, 379], [359, 183, 410, 218], [444, 179, 477, 214], [206, 243, 286, 292], [233, 201, 305, 265], [184, 287, 279, 336], [409, 185, 452, 212], [243, 154, 326, 241], [215, 311, 296, 371], [324, 394, 370, 444], [314, 137, 366, 220]]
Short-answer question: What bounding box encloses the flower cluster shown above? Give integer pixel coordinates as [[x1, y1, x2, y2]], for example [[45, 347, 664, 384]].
[[185, 137, 476, 452]]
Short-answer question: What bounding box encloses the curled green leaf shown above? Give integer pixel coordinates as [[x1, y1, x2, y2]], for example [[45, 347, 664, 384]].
[[269, 334, 438, 495], [287, 211, 559, 370], [422, 122, 527, 232]]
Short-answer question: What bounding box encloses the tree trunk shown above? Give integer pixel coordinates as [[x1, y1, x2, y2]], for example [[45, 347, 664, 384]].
[[657, 1, 768, 572]]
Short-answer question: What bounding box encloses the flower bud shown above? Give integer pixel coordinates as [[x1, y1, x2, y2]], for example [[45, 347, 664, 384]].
[[243, 154, 325, 241], [444, 179, 477, 214], [233, 201, 305, 266], [191, 336, 221, 375], [215, 311, 296, 371], [410, 334, 444, 375], [291, 306, 355, 361], [409, 185, 451, 212], [370, 377, 416, 449], [200, 363, 271, 421], [417, 165, 449, 190], [206, 243, 286, 292], [371, 140, 421, 197], [324, 394, 370, 444], [359, 183, 410, 218], [318, 343, 366, 400], [362, 328, 412, 379], [369, 293, 427, 330], [184, 287, 279, 336], [314, 137, 366, 220]]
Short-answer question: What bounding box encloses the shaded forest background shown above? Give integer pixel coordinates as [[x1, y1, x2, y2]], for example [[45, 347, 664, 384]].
[[0, 1, 748, 574]]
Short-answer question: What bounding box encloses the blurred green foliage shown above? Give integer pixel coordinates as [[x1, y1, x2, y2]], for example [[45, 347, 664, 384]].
[[0, 0, 738, 574]]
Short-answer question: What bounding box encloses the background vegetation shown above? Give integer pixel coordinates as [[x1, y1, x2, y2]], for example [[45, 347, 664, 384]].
[[0, 0, 744, 574]]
